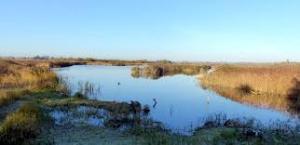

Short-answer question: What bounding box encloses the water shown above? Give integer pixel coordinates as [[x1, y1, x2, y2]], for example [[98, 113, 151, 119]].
[[54, 65, 299, 133], [50, 106, 108, 126]]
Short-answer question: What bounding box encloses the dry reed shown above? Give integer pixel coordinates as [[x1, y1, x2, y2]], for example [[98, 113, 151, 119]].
[[200, 64, 300, 110]]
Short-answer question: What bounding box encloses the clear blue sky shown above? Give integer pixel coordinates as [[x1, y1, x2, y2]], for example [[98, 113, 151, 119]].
[[0, 0, 299, 62]]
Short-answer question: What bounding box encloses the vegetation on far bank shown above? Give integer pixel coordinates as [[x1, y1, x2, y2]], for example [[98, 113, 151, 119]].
[[1, 57, 153, 68], [200, 63, 300, 113], [131, 63, 211, 79]]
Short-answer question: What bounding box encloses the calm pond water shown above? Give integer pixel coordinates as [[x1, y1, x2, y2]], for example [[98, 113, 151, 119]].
[[54, 65, 299, 133]]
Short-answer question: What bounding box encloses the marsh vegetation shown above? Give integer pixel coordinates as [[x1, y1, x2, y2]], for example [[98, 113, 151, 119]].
[[1, 58, 300, 145], [131, 63, 211, 79], [200, 64, 300, 112]]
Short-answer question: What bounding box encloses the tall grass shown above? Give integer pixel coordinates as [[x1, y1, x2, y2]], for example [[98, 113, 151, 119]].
[[0, 59, 58, 106], [200, 64, 300, 111], [0, 61, 57, 89]]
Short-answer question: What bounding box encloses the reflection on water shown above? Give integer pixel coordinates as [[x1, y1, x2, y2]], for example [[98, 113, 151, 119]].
[[287, 78, 300, 114], [131, 64, 211, 80], [50, 106, 108, 126], [54, 65, 300, 133]]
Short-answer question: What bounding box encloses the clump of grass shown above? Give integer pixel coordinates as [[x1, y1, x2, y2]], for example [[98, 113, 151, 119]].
[[131, 67, 141, 78], [0, 103, 44, 145], [132, 64, 211, 79]]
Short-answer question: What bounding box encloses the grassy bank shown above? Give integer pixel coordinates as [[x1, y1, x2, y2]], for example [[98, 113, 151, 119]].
[[0, 59, 59, 144], [136, 127, 300, 145], [126, 113, 300, 145], [200, 64, 300, 112]]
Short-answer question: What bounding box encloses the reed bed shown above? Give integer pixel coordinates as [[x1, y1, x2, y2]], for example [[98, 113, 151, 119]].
[[200, 64, 300, 111], [0, 59, 58, 107], [0, 59, 57, 89]]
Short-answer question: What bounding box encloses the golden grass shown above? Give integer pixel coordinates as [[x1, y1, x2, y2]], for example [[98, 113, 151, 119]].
[[0, 59, 57, 89], [0, 59, 58, 107], [200, 64, 300, 110], [0, 103, 43, 145]]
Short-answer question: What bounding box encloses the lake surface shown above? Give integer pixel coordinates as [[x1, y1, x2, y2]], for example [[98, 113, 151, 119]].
[[54, 65, 299, 133]]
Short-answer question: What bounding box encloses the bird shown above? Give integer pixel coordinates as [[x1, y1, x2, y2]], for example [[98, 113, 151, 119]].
[[153, 98, 157, 108]]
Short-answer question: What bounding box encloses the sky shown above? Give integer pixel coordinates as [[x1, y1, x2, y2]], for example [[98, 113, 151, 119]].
[[0, 0, 300, 62]]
